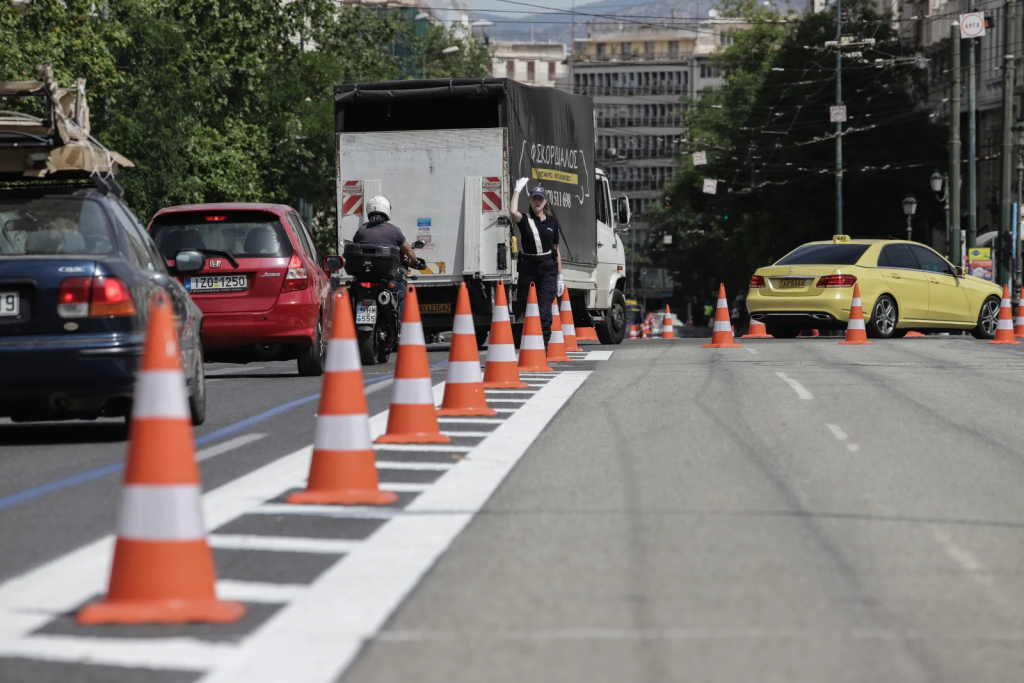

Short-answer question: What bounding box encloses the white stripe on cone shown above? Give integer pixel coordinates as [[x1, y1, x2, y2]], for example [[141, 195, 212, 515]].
[[117, 485, 206, 541], [998, 319, 1014, 329], [521, 336, 546, 350], [492, 306, 510, 323], [713, 320, 732, 332], [487, 343, 517, 362], [848, 319, 866, 330], [550, 331, 564, 344], [717, 298, 727, 307], [400, 323, 425, 347], [452, 314, 475, 335], [446, 360, 483, 384], [313, 414, 373, 451], [389, 377, 435, 404], [324, 339, 361, 372], [560, 301, 571, 311], [563, 324, 576, 336], [132, 370, 190, 420], [525, 303, 540, 318], [852, 297, 862, 307], [1002, 298, 1011, 308]]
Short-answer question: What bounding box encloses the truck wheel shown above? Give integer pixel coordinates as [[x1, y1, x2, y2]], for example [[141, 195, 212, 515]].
[[596, 290, 627, 345], [475, 326, 489, 349]]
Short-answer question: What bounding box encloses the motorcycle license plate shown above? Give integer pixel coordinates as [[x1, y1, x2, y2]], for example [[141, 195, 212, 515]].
[[356, 302, 377, 324]]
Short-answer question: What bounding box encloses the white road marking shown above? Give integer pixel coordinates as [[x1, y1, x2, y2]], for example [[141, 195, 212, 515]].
[[249, 504, 403, 520], [208, 535, 360, 554], [379, 482, 432, 492], [485, 398, 529, 403], [494, 409, 519, 413], [826, 423, 860, 452], [373, 444, 473, 453], [846, 443, 860, 452], [437, 417, 506, 425], [484, 390, 536, 394], [197, 371, 591, 683], [441, 431, 494, 438], [216, 580, 305, 604], [205, 365, 265, 376], [196, 433, 266, 462], [584, 350, 614, 361], [776, 372, 814, 400], [375, 461, 454, 470], [932, 529, 1003, 602], [0, 635, 231, 671], [745, 347, 759, 355]]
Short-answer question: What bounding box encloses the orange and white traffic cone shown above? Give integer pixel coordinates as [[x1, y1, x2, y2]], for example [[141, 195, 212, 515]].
[[742, 318, 772, 339], [661, 306, 676, 339], [703, 284, 742, 348], [518, 283, 553, 372], [576, 326, 599, 342], [838, 284, 873, 345], [77, 293, 245, 625], [630, 325, 638, 339], [288, 290, 399, 506], [559, 289, 583, 351], [438, 283, 497, 416], [482, 281, 528, 389], [905, 331, 926, 338], [989, 285, 1021, 345], [547, 298, 573, 362], [377, 286, 452, 443], [1015, 300, 1024, 338], [641, 320, 650, 339]]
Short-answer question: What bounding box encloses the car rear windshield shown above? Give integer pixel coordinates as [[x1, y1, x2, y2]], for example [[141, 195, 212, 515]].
[[0, 197, 114, 256], [776, 244, 870, 266], [151, 211, 292, 260]]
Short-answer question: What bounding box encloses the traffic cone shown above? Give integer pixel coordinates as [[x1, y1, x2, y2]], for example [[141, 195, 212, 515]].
[[742, 318, 771, 339], [518, 283, 554, 372], [77, 292, 245, 625], [838, 284, 873, 345], [559, 289, 583, 351], [989, 285, 1021, 345], [1015, 301, 1024, 338], [438, 283, 497, 416], [288, 290, 399, 506], [377, 285, 452, 443], [482, 281, 528, 389], [661, 306, 675, 339], [703, 284, 742, 348], [905, 331, 926, 338], [630, 325, 638, 339], [576, 327, 599, 342], [641, 320, 650, 339], [547, 298, 573, 362]]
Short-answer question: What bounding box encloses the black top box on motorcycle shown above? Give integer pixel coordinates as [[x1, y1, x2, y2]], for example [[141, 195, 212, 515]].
[[343, 242, 401, 279]]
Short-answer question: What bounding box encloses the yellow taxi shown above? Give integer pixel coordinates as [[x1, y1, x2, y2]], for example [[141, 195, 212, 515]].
[[746, 236, 1004, 339]]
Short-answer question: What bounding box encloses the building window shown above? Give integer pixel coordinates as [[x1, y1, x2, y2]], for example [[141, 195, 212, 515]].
[[548, 61, 556, 80], [506, 60, 515, 79], [596, 43, 606, 58], [622, 42, 632, 58], [644, 41, 655, 59], [527, 61, 535, 81], [669, 41, 679, 59]]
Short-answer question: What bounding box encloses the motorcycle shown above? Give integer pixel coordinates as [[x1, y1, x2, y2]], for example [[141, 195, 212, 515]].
[[342, 240, 425, 365]]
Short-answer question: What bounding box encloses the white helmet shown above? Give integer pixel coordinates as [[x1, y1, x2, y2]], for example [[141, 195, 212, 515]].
[[365, 195, 391, 222]]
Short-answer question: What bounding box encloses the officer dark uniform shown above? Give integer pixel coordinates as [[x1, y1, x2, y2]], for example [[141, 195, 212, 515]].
[[514, 185, 561, 344]]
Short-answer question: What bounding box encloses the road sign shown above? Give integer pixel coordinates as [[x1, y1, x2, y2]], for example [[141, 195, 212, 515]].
[[663, 234, 673, 245], [829, 105, 847, 123], [702, 178, 717, 195], [960, 12, 986, 38], [693, 151, 707, 166]]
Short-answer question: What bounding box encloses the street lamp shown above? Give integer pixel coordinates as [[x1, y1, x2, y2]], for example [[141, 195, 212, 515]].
[[421, 45, 459, 79], [930, 170, 951, 258], [902, 194, 918, 241]]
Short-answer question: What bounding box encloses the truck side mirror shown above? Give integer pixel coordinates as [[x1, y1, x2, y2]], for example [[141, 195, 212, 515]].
[[616, 196, 632, 230]]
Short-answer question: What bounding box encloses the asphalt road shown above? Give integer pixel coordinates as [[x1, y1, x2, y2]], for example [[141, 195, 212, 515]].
[[2, 336, 1024, 682]]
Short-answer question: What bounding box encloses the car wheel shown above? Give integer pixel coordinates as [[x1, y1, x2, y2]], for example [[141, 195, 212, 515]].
[[297, 317, 326, 377], [971, 296, 1001, 339], [867, 295, 898, 339], [765, 325, 799, 339], [189, 346, 207, 426], [595, 290, 627, 344]]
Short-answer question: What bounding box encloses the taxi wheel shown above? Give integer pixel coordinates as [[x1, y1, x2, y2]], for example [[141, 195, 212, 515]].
[[867, 295, 898, 339], [971, 296, 1000, 339]]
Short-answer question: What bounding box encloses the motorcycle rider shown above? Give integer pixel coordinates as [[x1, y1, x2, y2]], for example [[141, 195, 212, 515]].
[[351, 195, 425, 317]]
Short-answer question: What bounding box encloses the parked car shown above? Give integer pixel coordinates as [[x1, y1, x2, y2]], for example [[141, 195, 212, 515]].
[[0, 186, 207, 423], [148, 203, 336, 375]]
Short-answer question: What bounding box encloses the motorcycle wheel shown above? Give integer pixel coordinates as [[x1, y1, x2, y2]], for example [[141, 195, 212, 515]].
[[357, 327, 378, 365]]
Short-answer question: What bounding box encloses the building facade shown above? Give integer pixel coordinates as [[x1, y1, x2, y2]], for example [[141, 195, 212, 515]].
[[489, 41, 568, 86]]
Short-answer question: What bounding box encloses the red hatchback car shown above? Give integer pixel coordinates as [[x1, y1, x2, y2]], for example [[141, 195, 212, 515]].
[[148, 203, 335, 375]]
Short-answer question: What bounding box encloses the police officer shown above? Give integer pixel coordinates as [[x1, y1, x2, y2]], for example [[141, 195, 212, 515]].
[[352, 195, 424, 317], [510, 177, 563, 344]]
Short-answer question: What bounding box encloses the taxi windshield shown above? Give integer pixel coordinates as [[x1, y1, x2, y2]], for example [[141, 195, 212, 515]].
[[776, 243, 870, 265]]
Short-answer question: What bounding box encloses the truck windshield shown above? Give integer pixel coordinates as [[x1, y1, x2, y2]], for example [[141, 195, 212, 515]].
[[776, 244, 870, 265], [150, 211, 292, 260], [0, 197, 114, 256]]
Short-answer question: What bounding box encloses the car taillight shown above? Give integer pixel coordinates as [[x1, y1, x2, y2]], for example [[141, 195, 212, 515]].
[[91, 276, 137, 316], [58, 277, 92, 318], [816, 274, 857, 288], [749, 275, 766, 288], [58, 276, 136, 318], [281, 254, 309, 292]]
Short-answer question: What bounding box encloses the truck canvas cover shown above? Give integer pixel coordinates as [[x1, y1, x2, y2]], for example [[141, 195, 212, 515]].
[[334, 78, 598, 265]]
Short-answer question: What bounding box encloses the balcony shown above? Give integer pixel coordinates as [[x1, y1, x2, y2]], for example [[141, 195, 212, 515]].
[[572, 84, 687, 97], [596, 115, 684, 128], [574, 51, 694, 63]]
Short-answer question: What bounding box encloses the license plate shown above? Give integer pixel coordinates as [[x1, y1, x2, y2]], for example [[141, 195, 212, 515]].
[[0, 291, 18, 316], [356, 303, 377, 324], [778, 279, 806, 289], [186, 275, 248, 293], [419, 303, 452, 314]]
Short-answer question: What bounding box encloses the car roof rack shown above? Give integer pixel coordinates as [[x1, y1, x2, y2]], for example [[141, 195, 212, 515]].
[[0, 62, 132, 196]]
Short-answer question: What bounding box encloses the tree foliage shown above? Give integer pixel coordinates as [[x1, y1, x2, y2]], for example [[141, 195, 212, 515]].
[[1, 0, 491, 253]]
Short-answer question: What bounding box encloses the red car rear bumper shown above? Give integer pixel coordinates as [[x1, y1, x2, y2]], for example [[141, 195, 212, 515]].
[[201, 299, 318, 348]]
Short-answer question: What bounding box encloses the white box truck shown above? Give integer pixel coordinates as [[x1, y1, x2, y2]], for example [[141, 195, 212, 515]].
[[334, 78, 631, 344]]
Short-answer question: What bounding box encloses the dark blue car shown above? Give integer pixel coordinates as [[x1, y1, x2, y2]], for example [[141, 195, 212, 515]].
[[0, 185, 206, 424]]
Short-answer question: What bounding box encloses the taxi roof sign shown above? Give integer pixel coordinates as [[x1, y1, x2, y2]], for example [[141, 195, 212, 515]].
[[832, 234, 851, 243]]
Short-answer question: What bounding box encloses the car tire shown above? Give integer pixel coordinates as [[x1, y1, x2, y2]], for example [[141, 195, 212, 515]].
[[971, 296, 1001, 339], [357, 327, 378, 365], [297, 317, 326, 377], [189, 346, 207, 427], [866, 294, 898, 339], [765, 325, 799, 339], [595, 290, 627, 345]]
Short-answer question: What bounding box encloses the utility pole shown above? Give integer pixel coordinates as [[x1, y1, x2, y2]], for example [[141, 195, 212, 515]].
[[968, 35, 978, 248], [835, 0, 843, 235], [951, 22, 962, 269], [1000, 0, 1016, 287]]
